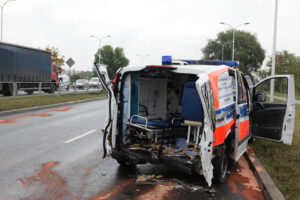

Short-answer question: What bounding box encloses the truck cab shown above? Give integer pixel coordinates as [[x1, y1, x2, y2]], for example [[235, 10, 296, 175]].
[[95, 57, 295, 186]]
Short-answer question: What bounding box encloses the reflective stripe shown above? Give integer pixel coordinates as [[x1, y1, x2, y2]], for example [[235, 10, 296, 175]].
[[239, 120, 250, 141], [213, 119, 235, 146], [239, 103, 248, 117], [216, 103, 235, 115]]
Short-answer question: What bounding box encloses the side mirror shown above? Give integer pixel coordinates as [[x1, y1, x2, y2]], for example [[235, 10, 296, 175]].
[[256, 91, 266, 102]]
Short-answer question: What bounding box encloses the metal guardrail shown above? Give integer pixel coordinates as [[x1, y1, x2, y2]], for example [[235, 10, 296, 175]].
[[0, 82, 103, 98]]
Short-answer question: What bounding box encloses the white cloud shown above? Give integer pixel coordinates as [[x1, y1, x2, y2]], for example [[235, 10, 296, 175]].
[[2, 0, 300, 71]]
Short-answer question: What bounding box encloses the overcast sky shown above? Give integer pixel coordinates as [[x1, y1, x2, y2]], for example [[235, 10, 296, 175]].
[[2, 0, 300, 71]]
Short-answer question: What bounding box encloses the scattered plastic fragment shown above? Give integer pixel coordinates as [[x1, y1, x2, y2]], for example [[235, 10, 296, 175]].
[[135, 174, 165, 184], [208, 187, 216, 194]]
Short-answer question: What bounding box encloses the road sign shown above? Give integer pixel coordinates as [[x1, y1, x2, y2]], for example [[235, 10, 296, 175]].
[[66, 58, 75, 68]]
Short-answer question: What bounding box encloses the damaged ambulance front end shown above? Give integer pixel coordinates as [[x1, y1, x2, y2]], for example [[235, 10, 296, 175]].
[[95, 64, 229, 186]]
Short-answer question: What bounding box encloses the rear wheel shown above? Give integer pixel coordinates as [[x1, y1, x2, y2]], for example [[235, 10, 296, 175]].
[[116, 159, 136, 168], [3, 83, 17, 96], [212, 144, 228, 184], [49, 83, 56, 93]]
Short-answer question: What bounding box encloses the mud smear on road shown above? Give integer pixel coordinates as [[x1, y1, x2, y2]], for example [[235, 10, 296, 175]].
[[134, 183, 174, 200], [18, 161, 75, 200], [88, 179, 135, 200], [50, 107, 72, 112], [17, 160, 107, 200], [77, 161, 103, 200], [0, 106, 71, 124], [227, 156, 265, 200]]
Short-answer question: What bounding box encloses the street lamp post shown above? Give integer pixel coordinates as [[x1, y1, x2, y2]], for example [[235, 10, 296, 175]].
[[221, 42, 231, 60], [270, 0, 279, 102], [136, 54, 149, 65], [0, 0, 16, 41], [220, 22, 250, 61], [90, 35, 111, 67]]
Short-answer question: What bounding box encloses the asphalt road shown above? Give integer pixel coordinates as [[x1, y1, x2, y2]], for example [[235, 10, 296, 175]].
[[0, 100, 265, 200]]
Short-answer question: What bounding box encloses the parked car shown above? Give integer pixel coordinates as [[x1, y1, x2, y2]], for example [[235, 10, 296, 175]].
[[75, 79, 89, 89], [96, 56, 295, 187], [89, 77, 100, 88], [59, 75, 70, 90]]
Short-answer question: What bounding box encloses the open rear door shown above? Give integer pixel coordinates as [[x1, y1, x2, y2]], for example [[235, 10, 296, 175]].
[[251, 75, 295, 144], [94, 63, 117, 158], [196, 74, 215, 187]]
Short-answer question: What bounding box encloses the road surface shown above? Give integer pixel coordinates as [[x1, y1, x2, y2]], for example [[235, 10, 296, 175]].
[[0, 100, 265, 200]]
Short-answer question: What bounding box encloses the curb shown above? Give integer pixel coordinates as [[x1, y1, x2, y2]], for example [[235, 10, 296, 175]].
[[245, 147, 285, 200], [0, 96, 107, 117]]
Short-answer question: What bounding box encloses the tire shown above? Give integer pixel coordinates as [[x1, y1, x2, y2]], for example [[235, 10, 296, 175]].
[[66, 86, 69, 91], [25, 90, 34, 95], [49, 83, 55, 93], [212, 144, 229, 184], [116, 159, 136, 167], [3, 83, 13, 96]]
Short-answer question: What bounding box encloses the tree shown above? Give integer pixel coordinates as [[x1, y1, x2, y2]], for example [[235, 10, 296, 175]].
[[70, 74, 80, 82], [202, 30, 265, 74], [265, 51, 300, 95], [45, 46, 65, 74], [94, 45, 129, 78]]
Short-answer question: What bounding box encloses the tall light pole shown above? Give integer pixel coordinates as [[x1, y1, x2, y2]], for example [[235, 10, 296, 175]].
[[220, 22, 250, 61], [136, 54, 149, 65], [221, 42, 231, 60], [90, 35, 111, 67], [270, 0, 279, 102], [0, 0, 16, 41]]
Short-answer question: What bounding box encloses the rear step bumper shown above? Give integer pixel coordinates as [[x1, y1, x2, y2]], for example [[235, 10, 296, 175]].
[[112, 148, 202, 175]]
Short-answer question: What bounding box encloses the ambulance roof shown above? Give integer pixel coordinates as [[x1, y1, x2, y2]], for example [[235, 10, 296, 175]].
[[120, 64, 230, 75]]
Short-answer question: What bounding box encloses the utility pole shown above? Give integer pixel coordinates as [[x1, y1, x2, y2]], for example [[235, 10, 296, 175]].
[[270, 0, 279, 102], [220, 22, 250, 61], [91, 35, 111, 66], [0, 0, 16, 41], [136, 54, 149, 65]]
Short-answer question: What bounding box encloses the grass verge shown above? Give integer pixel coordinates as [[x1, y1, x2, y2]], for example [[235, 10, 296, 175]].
[[251, 104, 300, 200], [0, 92, 106, 112]]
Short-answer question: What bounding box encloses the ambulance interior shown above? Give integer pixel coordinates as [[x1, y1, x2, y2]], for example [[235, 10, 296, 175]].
[[121, 70, 205, 165]]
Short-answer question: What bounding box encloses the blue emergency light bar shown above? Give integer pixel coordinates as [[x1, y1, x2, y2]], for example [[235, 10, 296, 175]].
[[162, 56, 239, 67]]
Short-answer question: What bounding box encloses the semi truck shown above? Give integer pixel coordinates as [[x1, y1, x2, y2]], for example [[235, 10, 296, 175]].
[[0, 42, 59, 96]]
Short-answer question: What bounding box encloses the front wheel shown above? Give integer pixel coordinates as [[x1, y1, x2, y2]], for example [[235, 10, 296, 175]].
[[212, 144, 228, 184]]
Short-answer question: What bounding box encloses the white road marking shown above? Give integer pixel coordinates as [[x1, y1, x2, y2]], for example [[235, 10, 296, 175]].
[[64, 129, 97, 144]]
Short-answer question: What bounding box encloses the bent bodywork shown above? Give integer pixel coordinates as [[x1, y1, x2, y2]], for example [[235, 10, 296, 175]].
[[95, 61, 295, 186]]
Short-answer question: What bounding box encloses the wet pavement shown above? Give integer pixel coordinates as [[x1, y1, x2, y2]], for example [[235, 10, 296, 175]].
[[0, 100, 265, 200]]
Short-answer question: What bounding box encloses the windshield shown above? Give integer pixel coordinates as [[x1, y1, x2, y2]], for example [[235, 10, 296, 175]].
[[76, 79, 84, 83]]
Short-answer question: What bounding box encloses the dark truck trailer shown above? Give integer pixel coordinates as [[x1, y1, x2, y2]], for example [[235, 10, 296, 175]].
[[0, 42, 58, 96]]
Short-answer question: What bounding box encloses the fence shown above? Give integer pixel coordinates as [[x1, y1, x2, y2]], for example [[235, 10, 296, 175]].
[[0, 81, 105, 112], [0, 81, 103, 98]]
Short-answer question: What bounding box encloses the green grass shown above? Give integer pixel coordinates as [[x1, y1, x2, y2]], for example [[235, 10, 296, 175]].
[[251, 104, 300, 200], [0, 92, 106, 112], [273, 91, 300, 101]]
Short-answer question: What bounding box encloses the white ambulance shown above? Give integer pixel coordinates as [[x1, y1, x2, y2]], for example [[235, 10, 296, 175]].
[[95, 56, 295, 186]]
